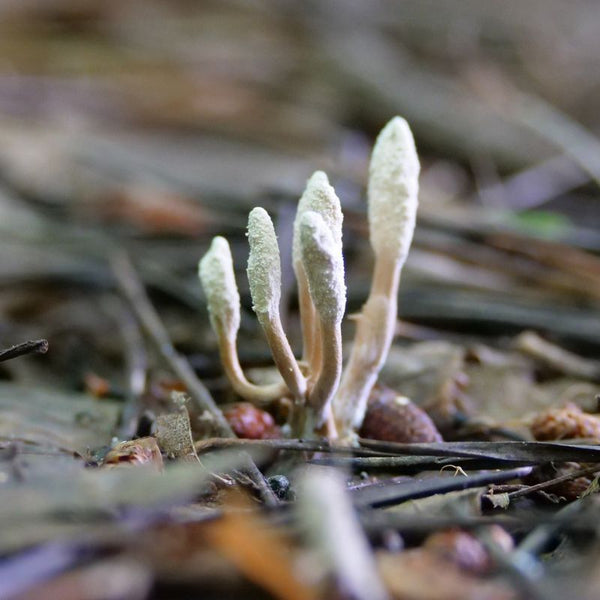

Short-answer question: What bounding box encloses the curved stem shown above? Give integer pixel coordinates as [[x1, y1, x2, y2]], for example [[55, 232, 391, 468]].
[[218, 336, 289, 406]]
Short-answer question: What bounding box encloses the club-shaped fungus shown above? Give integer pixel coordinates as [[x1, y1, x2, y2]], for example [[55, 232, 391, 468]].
[[199, 116, 419, 441]]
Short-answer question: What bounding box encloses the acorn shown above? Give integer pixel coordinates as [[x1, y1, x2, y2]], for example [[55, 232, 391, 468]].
[[359, 386, 442, 443]]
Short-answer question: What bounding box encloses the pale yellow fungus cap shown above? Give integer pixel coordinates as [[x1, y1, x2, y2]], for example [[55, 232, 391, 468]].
[[368, 116, 420, 260], [293, 171, 343, 267], [246, 207, 282, 317], [198, 236, 241, 338], [300, 211, 346, 323]]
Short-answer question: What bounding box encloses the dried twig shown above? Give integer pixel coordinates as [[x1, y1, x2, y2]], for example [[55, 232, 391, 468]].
[[508, 464, 600, 500], [515, 330, 600, 380], [105, 298, 148, 440], [111, 251, 234, 437], [110, 253, 282, 505], [0, 339, 48, 363]]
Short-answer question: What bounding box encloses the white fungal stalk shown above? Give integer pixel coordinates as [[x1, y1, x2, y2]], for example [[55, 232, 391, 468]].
[[368, 117, 419, 261], [333, 117, 419, 438], [293, 171, 344, 376], [247, 207, 306, 401], [299, 210, 346, 435], [199, 237, 240, 338], [199, 116, 419, 441], [199, 237, 287, 405]]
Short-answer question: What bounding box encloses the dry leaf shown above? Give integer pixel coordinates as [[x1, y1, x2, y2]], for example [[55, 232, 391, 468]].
[[378, 549, 515, 600], [205, 495, 318, 600], [103, 437, 163, 471]]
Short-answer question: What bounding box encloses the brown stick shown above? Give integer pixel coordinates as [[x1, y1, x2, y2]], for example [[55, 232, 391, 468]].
[[0, 339, 48, 363], [111, 252, 234, 438]]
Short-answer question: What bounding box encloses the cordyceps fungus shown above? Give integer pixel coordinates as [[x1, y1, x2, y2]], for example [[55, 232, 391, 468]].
[[198, 236, 288, 406], [293, 171, 344, 376], [246, 207, 307, 403], [299, 209, 346, 436], [333, 116, 419, 440], [199, 116, 420, 441]]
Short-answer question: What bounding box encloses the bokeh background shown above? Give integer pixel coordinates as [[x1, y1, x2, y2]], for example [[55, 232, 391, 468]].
[[3, 5, 600, 598], [1, 0, 600, 390]]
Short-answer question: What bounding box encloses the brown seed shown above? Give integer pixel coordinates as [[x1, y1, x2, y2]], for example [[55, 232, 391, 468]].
[[359, 386, 442, 443], [223, 402, 281, 439]]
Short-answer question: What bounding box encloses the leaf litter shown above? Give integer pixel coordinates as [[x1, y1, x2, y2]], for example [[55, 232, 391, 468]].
[[2, 3, 600, 599]]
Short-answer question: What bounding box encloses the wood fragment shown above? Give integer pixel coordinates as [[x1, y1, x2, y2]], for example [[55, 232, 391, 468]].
[[0, 339, 48, 363], [296, 468, 389, 600]]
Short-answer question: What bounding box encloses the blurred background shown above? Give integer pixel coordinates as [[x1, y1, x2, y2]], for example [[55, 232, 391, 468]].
[[4, 5, 600, 598], [1, 0, 600, 395]]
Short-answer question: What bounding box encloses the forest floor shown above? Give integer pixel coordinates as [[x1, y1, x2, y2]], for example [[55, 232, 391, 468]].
[[1, 2, 600, 599]]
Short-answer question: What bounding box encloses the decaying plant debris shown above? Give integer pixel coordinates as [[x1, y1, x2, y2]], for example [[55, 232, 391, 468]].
[[2, 3, 600, 600]]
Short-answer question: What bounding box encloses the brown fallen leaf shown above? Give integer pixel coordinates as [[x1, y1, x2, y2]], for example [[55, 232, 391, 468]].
[[103, 437, 163, 471], [204, 491, 318, 600], [0, 382, 120, 455], [423, 527, 514, 575], [378, 549, 515, 600]]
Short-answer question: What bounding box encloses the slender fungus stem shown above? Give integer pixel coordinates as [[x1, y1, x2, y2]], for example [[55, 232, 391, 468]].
[[199, 237, 288, 406], [260, 316, 305, 400], [309, 321, 341, 435], [334, 117, 420, 439], [295, 263, 317, 369], [332, 258, 398, 434], [247, 208, 307, 402], [218, 337, 289, 405], [310, 319, 323, 383], [300, 211, 346, 434]]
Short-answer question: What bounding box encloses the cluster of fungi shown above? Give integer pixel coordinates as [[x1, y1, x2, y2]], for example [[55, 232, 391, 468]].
[[199, 117, 421, 443]]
